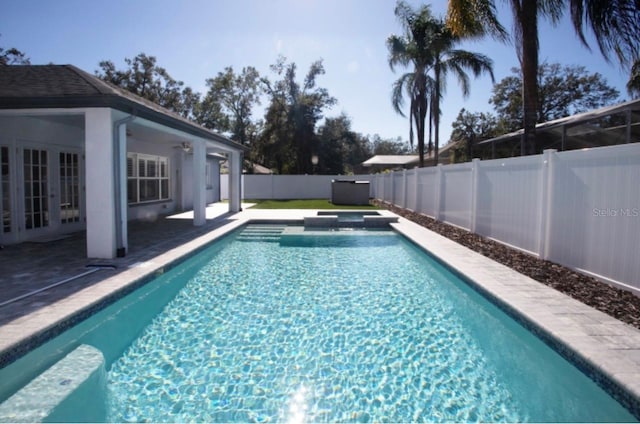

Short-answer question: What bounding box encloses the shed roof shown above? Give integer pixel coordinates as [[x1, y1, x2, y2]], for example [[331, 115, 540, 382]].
[[0, 65, 245, 151], [361, 155, 419, 167]]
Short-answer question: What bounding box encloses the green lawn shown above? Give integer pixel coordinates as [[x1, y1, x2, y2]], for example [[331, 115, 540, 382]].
[[248, 199, 380, 210]]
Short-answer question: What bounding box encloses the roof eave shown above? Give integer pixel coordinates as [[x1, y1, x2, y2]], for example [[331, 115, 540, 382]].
[[0, 95, 248, 152]]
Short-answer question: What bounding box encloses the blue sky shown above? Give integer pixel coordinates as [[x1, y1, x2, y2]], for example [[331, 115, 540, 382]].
[[1, 0, 632, 145]]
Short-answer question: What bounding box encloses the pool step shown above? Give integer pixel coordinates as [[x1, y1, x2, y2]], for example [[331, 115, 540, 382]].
[[0, 345, 106, 422], [236, 225, 287, 242]]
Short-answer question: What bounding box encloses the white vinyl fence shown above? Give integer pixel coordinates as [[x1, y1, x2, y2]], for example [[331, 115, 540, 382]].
[[374, 144, 640, 294], [220, 174, 378, 200], [220, 143, 639, 294]]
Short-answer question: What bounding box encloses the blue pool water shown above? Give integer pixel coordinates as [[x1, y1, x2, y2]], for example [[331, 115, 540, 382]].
[[0, 225, 637, 422]]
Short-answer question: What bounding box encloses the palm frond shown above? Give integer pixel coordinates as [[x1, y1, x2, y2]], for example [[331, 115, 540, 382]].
[[447, 61, 471, 97], [569, 0, 640, 66], [446, 0, 509, 42], [387, 35, 411, 71], [391, 72, 415, 117], [539, 0, 564, 24], [447, 50, 495, 82]]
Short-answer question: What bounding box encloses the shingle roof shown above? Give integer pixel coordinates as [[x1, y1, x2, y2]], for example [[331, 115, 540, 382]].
[[0, 65, 114, 97], [0, 65, 245, 151]]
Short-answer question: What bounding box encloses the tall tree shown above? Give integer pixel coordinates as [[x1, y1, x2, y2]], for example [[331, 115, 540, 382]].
[[388, 2, 437, 168], [0, 36, 30, 65], [96, 53, 199, 119], [259, 57, 336, 174], [450, 108, 502, 160], [490, 63, 620, 132], [388, 1, 494, 167], [446, 0, 640, 155], [369, 134, 414, 155], [316, 114, 373, 174], [201, 67, 262, 145], [0, 47, 30, 65]]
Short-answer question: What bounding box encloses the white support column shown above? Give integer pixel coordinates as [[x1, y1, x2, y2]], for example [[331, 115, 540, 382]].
[[85, 108, 116, 259], [193, 140, 206, 226], [117, 123, 128, 253], [229, 150, 243, 212]]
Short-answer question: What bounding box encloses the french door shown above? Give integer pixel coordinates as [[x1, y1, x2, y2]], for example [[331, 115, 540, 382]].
[[23, 148, 50, 235], [58, 151, 82, 229], [0, 145, 85, 244], [0, 145, 12, 243]]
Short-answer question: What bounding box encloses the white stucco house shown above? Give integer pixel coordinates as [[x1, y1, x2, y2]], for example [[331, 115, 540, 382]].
[[0, 65, 245, 259]]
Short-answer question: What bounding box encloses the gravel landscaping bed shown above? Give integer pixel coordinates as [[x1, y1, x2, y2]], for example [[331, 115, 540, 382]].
[[375, 200, 640, 330]]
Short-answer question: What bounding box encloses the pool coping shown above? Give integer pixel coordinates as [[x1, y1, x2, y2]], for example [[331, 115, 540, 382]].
[[1, 208, 640, 417], [391, 217, 640, 418]]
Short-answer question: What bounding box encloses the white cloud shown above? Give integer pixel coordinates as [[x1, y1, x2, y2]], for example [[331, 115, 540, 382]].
[[274, 36, 283, 53], [347, 60, 359, 73]]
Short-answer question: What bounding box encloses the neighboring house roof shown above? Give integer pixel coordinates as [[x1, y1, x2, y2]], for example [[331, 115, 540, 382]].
[[250, 163, 274, 174], [361, 155, 419, 167], [220, 159, 274, 174], [362, 143, 458, 167], [0, 65, 246, 151]]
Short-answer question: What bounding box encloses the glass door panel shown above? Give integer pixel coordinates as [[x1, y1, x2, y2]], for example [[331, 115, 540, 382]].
[[1, 146, 10, 234], [23, 148, 49, 230], [59, 152, 80, 224]]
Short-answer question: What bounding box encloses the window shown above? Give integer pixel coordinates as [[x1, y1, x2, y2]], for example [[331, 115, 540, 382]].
[[1, 146, 11, 233], [127, 153, 170, 204]]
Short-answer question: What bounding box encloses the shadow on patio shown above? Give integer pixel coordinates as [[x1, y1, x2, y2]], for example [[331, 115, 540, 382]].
[[0, 203, 250, 326]]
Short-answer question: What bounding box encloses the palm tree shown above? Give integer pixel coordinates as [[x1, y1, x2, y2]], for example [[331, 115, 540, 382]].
[[388, 1, 495, 166], [628, 59, 640, 99], [388, 2, 437, 168], [429, 26, 495, 163], [446, 0, 640, 155]]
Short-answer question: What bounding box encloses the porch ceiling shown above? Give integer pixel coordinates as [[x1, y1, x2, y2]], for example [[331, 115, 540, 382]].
[[29, 114, 84, 129], [127, 119, 235, 155]]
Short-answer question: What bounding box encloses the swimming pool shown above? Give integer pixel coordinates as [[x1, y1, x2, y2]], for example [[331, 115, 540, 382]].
[[0, 224, 637, 422]]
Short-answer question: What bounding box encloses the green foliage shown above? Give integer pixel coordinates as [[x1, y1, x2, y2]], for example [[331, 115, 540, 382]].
[[316, 114, 371, 175], [199, 67, 262, 145], [256, 56, 336, 175], [490, 63, 620, 132], [446, 0, 640, 154], [388, 1, 494, 167], [90, 50, 420, 172], [96, 53, 198, 119], [450, 108, 503, 162], [0, 36, 30, 65], [370, 134, 413, 155]]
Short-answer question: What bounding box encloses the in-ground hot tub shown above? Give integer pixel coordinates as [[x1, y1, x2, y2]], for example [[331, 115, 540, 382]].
[[304, 211, 397, 228]]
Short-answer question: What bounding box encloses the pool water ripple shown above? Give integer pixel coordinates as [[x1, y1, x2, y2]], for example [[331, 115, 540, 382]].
[[105, 228, 633, 422]]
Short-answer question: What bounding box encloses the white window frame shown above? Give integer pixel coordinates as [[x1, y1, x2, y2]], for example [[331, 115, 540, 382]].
[[127, 153, 170, 204]]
